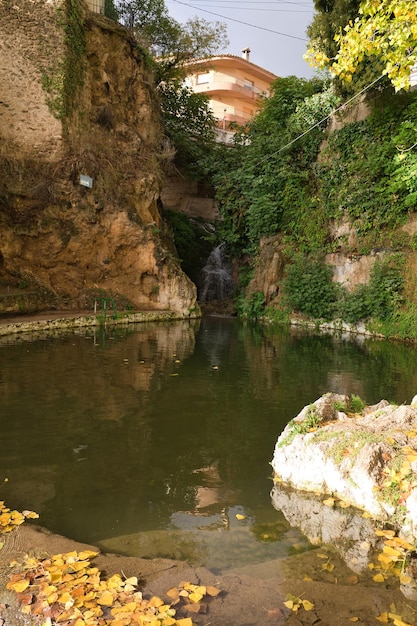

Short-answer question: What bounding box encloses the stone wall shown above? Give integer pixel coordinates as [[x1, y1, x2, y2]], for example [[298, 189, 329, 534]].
[[161, 174, 218, 221], [0, 0, 64, 158], [0, 0, 198, 316]]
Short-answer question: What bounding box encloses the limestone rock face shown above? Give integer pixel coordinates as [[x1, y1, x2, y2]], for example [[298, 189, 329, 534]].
[[0, 1, 197, 316], [271, 393, 417, 540], [246, 235, 284, 304]]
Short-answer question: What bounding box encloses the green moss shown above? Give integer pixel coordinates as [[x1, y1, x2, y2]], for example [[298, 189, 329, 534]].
[[278, 405, 322, 448]]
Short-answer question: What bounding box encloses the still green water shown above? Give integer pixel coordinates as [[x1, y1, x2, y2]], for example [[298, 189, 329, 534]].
[[1, 316, 417, 573]]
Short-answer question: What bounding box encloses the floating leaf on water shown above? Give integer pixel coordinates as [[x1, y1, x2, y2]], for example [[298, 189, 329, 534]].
[[22, 510, 39, 519], [346, 575, 358, 585], [77, 550, 98, 561], [188, 592, 203, 604], [322, 562, 335, 572], [235, 514, 246, 520], [382, 545, 402, 558], [166, 587, 180, 600], [302, 599, 314, 611], [400, 573, 412, 585], [338, 501, 350, 508], [373, 573, 385, 583], [376, 614, 389, 624], [183, 602, 201, 613], [283, 600, 296, 611], [375, 529, 395, 538], [206, 586, 221, 597], [388, 612, 412, 626]]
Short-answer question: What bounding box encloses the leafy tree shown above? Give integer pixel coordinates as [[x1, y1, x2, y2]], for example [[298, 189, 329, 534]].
[[213, 76, 339, 252], [116, 0, 228, 177], [159, 81, 217, 175], [306, 0, 386, 95], [307, 0, 361, 67], [306, 0, 417, 92], [116, 0, 228, 82]]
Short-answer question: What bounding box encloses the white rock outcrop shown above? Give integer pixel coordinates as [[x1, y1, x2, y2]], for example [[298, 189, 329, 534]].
[[271, 393, 417, 540]]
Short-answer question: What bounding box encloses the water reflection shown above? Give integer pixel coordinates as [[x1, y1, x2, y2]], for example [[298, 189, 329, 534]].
[[271, 483, 379, 574], [2, 318, 417, 572]]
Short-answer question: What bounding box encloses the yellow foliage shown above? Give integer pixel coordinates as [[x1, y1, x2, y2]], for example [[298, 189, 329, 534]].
[[304, 0, 417, 91], [7, 549, 221, 626]]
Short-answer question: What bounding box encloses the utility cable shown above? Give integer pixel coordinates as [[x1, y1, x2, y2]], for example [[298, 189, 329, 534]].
[[250, 72, 387, 169], [169, 0, 308, 41], [252, 46, 417, 166]]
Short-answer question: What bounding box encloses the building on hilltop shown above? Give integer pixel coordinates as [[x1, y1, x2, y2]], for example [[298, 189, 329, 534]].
[[184, 49, 277, 143]]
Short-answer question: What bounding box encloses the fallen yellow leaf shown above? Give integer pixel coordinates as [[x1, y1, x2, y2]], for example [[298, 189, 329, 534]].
[[235, 514, 246, 520], [7, 578, 30, 593], [97, 590, 114, 606]]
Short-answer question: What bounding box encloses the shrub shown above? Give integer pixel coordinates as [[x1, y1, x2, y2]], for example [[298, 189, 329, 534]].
[[236, 291, 265, 319], [281, 255, 338, 320]]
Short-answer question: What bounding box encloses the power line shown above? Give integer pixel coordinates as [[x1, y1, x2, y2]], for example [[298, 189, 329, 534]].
[[169, 0, 308, 41], [251, 73, 387, 168], [181, 6, 311, 12]]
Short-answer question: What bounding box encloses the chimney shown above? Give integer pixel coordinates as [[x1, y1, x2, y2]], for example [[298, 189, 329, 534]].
[[241, 47, 251, 61]]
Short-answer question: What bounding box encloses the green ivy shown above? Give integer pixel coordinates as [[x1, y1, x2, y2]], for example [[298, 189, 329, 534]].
[[41, 0, 86, 125], [281, 255, 338, 321], [236, 291, 266, 319]]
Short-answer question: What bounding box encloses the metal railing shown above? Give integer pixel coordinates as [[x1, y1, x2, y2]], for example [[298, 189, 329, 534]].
[[86, 0, 105, 14]]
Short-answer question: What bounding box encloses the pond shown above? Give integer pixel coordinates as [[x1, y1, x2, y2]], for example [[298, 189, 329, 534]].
[[2, 316, 417, 575]]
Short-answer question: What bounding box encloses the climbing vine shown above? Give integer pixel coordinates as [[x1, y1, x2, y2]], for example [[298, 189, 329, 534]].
[[41, 0, 86, 126]]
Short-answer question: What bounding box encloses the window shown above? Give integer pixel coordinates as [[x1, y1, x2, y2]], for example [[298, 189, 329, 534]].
[[243, 79, 254, 91], [197, 72, 210, 85]]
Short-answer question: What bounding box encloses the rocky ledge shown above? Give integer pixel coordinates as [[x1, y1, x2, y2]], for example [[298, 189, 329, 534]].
[[271, 393, 417, 541]]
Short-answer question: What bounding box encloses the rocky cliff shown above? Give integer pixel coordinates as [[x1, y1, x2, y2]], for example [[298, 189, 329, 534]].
[[0, 0, 198, 316]]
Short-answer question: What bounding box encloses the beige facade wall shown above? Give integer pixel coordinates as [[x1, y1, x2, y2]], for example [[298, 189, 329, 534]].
[[184, 55, 276, 131]]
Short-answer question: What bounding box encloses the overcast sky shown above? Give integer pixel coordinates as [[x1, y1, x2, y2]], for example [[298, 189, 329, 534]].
[[166, 0, 316, 78]]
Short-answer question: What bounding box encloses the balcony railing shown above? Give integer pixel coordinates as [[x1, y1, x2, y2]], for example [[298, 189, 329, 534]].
[[193, 78, 269, 99], [86, 0, 105, 15]]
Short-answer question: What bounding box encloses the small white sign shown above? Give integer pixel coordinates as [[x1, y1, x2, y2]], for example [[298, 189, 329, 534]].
[[80, 174, 93, 188]]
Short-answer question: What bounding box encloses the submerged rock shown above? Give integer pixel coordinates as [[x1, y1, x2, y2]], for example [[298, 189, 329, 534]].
[[271, 393, 417, 540]]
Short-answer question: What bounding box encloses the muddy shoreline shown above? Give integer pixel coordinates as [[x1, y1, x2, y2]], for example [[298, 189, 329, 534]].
[[2, 522, 417, 625]]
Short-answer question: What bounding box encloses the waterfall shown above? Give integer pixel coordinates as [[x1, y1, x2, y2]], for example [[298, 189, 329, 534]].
[[199, 244, 233, 302]]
